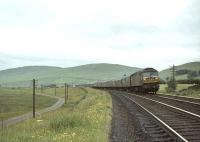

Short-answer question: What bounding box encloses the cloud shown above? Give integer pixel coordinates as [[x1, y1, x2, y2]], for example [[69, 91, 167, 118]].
[[0, 0, 199, 70]]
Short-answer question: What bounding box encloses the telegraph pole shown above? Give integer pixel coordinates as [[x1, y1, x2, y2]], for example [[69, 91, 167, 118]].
[[33, 79, 36, 118], [67, 84, 69, 100], [170, 64, 176, 91], [55, 85, 57, 96], [64, 83, 68, 104], [64, 83, 69, 104], [172, 65, 175, 85]]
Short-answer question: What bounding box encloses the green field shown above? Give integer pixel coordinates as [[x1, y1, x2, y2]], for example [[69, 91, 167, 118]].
[[41, 86, 87, 98], [0, 87, 112, 142], [158, 84, 193, 93], [158, 84, 200, 98], [0, 87, 57, 120]]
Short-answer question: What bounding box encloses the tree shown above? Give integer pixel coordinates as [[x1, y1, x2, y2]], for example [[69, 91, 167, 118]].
[[176, 69, 190, 75], [166, 78, 177, 92], [187, 71, 197, 79]]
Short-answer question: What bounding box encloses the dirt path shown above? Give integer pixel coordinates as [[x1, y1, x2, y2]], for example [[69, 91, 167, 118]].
[[0, 95, 64, 128]]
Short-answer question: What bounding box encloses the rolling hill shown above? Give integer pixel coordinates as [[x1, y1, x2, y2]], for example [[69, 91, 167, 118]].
[[159, 62, 200, 81], [0, 63, 140, 87], [1, 62, 199, 87]]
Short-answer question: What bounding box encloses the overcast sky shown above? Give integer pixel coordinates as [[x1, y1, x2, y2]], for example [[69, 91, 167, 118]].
[[0, 0, 199, 71]]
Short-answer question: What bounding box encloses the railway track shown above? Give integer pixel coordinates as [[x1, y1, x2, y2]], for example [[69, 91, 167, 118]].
[[142, 93, 200, 116], [157, 93, 200, 104], [111, 91, 179, 141], [123, 92, 200, 141]]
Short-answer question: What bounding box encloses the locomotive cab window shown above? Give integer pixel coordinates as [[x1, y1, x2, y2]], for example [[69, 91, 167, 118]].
[[143, 72, 150, 77], [150, 72, 158, 77], [143, 72, 158, 77], [143, 71, 159, 81]]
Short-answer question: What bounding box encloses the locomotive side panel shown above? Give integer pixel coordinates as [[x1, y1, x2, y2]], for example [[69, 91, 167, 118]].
[[115, 80, 122, 88], [130, 72, 143, 87], [123, 76, 131, 87]]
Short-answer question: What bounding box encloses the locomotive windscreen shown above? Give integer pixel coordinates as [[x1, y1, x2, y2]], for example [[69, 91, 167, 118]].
[[143, 72, 158, 77]]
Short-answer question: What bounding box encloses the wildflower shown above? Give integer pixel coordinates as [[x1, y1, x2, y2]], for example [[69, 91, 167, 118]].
[[98, 102, 102, 105], [37, 119, 43, 122], [72, 132, 76, 137]]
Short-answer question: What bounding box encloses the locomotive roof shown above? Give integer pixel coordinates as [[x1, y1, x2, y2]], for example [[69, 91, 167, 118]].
[[142, 68, 158, 72], [132, 68, 158, 74]]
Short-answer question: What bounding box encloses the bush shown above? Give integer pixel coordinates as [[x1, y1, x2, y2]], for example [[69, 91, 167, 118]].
[[166, 79, 176, 92], [176, 69, 190, 75], [187, 71, 198, 79], [50, 113, 90, 132]]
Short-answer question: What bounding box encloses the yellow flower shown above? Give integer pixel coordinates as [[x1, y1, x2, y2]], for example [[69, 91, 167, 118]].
[[36, 119, 43, 122], [72, 132, 76, 137]]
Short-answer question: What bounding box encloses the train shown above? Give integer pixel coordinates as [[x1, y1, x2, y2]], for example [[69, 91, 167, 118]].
[[92, 68, 160, 94]]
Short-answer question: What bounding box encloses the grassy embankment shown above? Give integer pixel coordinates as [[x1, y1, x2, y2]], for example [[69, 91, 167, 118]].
[[0, 87, 112, 142], [158, 84, 200, 98], [0, 87, 57, 120]]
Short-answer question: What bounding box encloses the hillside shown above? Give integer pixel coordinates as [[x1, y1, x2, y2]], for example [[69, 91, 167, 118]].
[[159, 62, 200, 81], [0, 63, 140, 87], [1, 62, 199, 87]]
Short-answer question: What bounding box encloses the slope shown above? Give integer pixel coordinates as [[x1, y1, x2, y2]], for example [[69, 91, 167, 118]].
[[0, 63, 140, 86], [159, 62, 200, 81]]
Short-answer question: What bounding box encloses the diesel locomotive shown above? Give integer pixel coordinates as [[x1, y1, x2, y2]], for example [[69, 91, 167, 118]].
[[92, 68, 159, 93]]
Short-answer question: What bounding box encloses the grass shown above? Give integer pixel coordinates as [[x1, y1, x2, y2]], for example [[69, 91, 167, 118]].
[[0, 87, 57, 120], [41, 86, 88, 98], [158, 84, 200, 98], [158, 84, 193, 93], [0, 87, 112, 142], [176, 85, 200, 98]]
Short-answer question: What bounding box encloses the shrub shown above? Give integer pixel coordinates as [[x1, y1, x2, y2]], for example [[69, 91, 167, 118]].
[[165, 79, 176, 92], [49, 113, 90, 132], [187, 71, 198, 79]]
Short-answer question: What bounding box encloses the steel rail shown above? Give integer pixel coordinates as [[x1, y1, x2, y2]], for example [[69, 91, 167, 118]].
[[158, 93, 200, 102], [153, 95, 200, 106], [128, 93, 200, 120], [122, 94, 188, 142]]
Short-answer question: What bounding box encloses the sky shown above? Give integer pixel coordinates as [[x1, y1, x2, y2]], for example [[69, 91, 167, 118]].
[[0, 0, 199, 71]]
